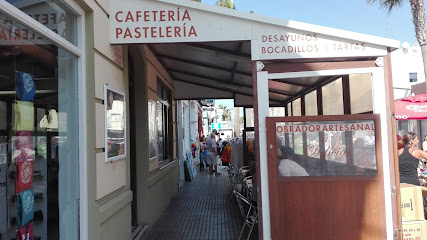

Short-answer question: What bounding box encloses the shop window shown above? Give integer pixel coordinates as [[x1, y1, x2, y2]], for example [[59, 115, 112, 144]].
[[269, 107, 286, 117], [409, 72, 418, 82], [306, 131, 320, 158], [287, 102, 292, 116], [276, 119, 377, 177], [350, 74, 373, 114], [0, 12, 79, 240], [322, 78, 344, 115], [6, 0, 78, 45], [245, 108, 254, 128], [292, 99, 301, 116], [305, 91, 318, 116], [0, 102, 6, 130], [156, 81, 171, 163], [148, 100, 157, 160], [292, 132, 303, 155]]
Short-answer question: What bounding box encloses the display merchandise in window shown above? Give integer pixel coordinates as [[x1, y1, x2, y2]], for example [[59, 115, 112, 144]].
[[0, 11, 79, 240], [155, 81, 172, 163]]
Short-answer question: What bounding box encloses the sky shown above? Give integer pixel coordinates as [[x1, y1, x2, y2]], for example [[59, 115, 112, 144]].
[[202, 0, 418, 46], [211, 0, 420, 119], [214, 99, 234, 109], [214, 99, 241, 120]]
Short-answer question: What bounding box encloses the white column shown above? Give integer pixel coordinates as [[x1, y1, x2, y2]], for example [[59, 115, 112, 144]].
[[257, 71, 272, 240], [372, 67, 394, 240]]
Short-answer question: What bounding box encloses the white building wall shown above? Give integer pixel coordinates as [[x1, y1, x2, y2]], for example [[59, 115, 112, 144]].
[[177, 101, 185, 185], [177, 100, 201, 180], [190, 101, 200, 167], [391, 45, 426, 100], [391, 45, 427, 149]]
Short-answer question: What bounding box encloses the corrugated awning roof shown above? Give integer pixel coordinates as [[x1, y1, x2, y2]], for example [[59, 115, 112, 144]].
[[137, 0, 398, 107], [148, 41, 378, 107]]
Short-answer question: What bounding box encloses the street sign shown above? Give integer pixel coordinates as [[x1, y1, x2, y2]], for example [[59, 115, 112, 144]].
[[211, 123, 222, 130]]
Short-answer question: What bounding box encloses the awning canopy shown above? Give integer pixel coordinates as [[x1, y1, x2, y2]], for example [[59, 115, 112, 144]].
[[148, 42, 354, 107], [395, 94, 427, 120], [110, 0, 400, 107]]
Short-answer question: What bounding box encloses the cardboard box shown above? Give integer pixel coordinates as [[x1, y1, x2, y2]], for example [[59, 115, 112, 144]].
[[400, 184, 426, 221], [402, 220, 427, 240]]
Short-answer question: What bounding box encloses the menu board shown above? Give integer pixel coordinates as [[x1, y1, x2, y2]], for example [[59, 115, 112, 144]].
[[104, 85, 126, 162]]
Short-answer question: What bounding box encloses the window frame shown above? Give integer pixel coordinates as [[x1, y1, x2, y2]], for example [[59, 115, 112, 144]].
[[0, 0, 87, 239], [409, 72, 418, 83], [156, 80, 172, 165], [269, 114, 381, 181]]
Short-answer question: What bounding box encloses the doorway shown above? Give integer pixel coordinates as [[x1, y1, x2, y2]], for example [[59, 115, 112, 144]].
[[128, 46, 147, 227]]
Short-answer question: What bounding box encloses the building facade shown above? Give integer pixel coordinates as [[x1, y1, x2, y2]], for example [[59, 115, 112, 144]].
[[391, 45, 427, 147], [391, 44, 426, 100], [0, 0, 405, 239], [0, 1, 181, 239]]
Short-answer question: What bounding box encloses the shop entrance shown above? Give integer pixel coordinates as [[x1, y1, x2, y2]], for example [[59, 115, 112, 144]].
[[124, 40, 402, 239], [267, 113, 385, 239], [111, 0, 402, 238], [260, 66, 398, 239], [126, 41, 266, 238]]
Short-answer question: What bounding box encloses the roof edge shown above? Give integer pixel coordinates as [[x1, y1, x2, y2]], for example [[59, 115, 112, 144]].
[[156, 0, 400, 49]]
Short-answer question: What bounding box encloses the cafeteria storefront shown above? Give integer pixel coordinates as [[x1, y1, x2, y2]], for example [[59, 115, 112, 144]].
[[0, 0, 402, 239], [110, 0, 401, 239]]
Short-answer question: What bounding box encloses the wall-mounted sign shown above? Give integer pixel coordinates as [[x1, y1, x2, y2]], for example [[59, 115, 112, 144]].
[[114, 46, 123, 66], [104, 85, 126, 162], [211, 123, 221, 130], [109, 0, 394, 60], [251, 23, 386, 60], [276, 122, 375, 134]]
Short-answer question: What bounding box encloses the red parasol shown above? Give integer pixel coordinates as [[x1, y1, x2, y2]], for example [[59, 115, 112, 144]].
[[394, 94, 427, 120]]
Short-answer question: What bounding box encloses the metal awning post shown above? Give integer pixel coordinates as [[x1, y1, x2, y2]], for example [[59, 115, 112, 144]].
[[255, 61, 272, 240]]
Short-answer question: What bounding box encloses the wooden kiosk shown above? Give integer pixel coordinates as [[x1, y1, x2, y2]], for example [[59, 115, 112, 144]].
[[110, 0, 402, 239]]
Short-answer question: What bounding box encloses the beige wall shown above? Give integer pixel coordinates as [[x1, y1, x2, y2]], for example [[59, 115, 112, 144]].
[[96, 152, 126, 199], [79, 0, 132, 239], [79, 0, 179, 235], [100, 204, 132, 240], [130, 45, 179, 226], [92, 2, 128, 200], [144, 45, 174, 171]]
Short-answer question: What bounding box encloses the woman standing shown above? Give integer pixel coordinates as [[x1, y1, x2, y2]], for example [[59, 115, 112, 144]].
[[199, 136, 208, 171], [398, 132, 427, 185]]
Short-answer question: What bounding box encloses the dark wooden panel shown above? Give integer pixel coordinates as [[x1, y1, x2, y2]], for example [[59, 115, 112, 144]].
[[385, 49, 401, 238], [267, 114, 386, 240], [278, 181, 384, 240]]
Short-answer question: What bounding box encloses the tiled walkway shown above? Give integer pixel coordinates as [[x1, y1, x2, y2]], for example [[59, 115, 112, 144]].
[[142, 166, 250, 240]]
